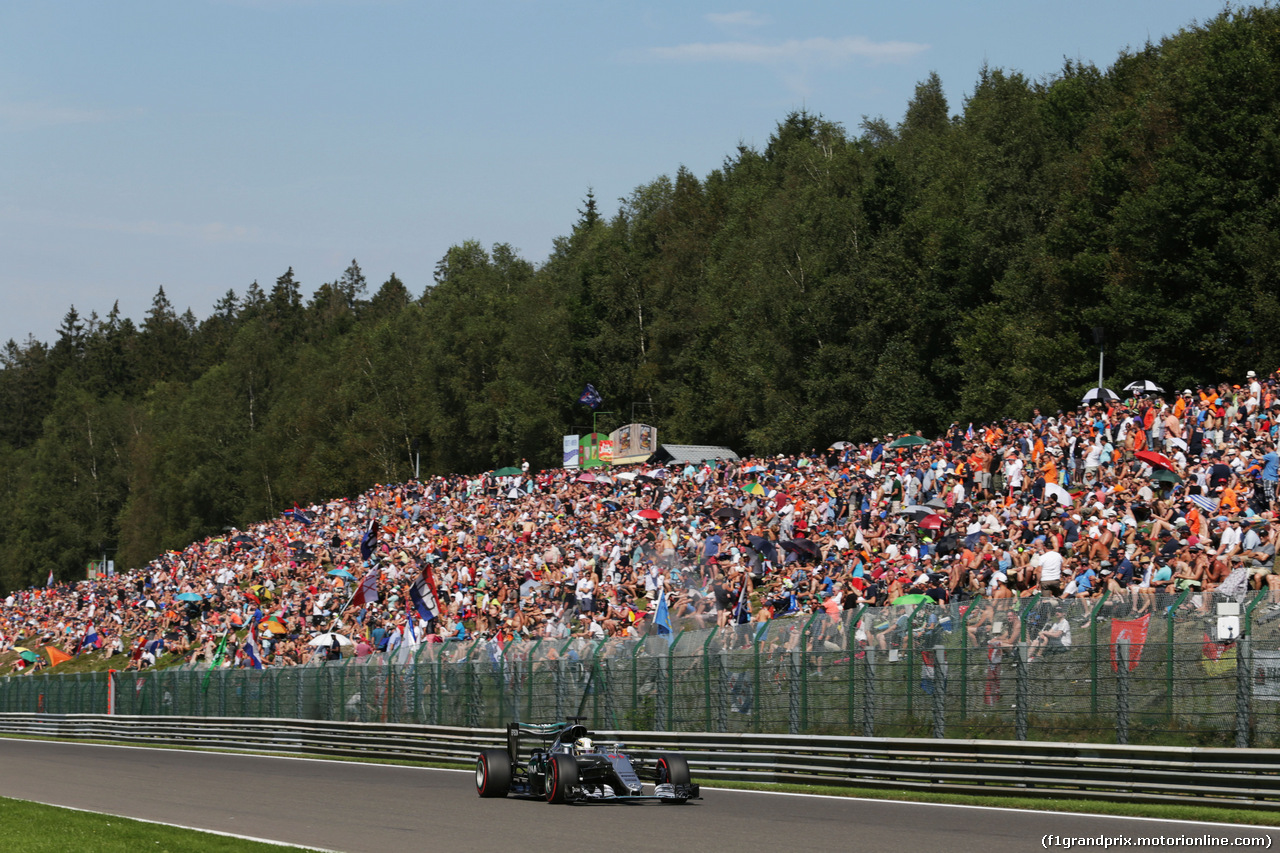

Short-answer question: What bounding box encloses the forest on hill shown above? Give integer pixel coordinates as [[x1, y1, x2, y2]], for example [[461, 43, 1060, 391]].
[[2, 6, 1280, 591]]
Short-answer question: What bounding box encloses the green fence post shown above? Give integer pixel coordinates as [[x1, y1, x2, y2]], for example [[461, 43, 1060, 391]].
[[524, 639, 543, 723], [1089, 590, 1111, 716], [847, 606, 866, 731], [590, 639, 609, 728], [800, 610, 822, 732], [702, 628, 719, 731], [666, 630, 684, 731], [958, 600, 973, 720], [1166, 588, 1191, 721], [752, 623, 764, 734], [631, 639, 645, 725], [1243, 592, 1266, 636], [905, 600, 932, 721], [1018, 594, 1042, 643]]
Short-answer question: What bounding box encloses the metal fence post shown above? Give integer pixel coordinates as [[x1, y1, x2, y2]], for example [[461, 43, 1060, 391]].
[[1236, 634, 1252, 749], [1166, 589, 1190, 720], [702, 628, 718, 731], [1089, 590, 1110, 716], [958, 604, 970, 720], [1116, 638, 1130, 745], [1015, 642, 1028, 741], [862, 647, 876, 738], [788, 648, 801, 735], [931, 645, 947, 739]]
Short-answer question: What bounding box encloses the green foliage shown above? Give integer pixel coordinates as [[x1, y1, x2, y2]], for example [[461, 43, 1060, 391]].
[[4, 8, 1280, 589]]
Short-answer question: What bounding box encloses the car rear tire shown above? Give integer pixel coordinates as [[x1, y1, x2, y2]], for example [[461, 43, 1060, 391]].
[[476, 749, 512, 798], [546, 753, 579, 804]]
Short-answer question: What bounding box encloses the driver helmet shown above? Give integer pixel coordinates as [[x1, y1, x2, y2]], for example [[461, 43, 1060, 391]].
[[573, 737, 594, 754]]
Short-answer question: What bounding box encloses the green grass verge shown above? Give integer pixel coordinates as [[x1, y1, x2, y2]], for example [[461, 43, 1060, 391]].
[[4, 732, 1277, 828], [0, 797, 323, 852]]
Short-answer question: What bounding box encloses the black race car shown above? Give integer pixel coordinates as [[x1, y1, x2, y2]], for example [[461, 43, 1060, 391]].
[[475, 719, 699, 804]]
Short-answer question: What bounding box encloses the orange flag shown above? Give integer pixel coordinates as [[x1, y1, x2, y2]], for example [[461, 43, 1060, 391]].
[[45, 646, 73, 667]]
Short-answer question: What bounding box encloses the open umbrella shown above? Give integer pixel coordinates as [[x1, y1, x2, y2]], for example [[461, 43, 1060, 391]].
[[1151, 468, 1182, 485], [614, 471, 637, 481], [743, 465, 767, 473], [894, 506, 934, 521], [1166, 437, 1188, 452], [575, 472, 598, 484], [772, 493, 791, 509], [492, 466, 522, 477], [1081, 387, 1120, 405], [1124, 380, 1164, 394], [712, 507, 743, 520], [327, 568, 356, 581], [918, 514, 945, 531], [828, 441, 853, 450], [174, 592, 204, 602], [889, 594, 934, 606], [1134, 449, 1177, 471], [230, 535, 254, 546], [924, 497, 950, 510], [887, 435, 928, 449], [742, 483, 766, 496], [782, 539, 821, 559], [14, 648, 39, 664], [746, 535, 778, 562], [307, 633, 354, 647], [635, 509, 662, 521], [1044, 482, 1074, 506]]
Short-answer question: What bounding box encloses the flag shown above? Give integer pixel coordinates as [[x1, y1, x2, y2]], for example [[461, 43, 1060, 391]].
[[1190, 494, 1220, 515], [396, 602, 420, 665], [920, 649, 937, 695], [284, 503, 315, 524], [349, 567, 380, 608], [409, 564, 441, 623], [45, 646, 73, 667], [655, 588, 672, 638], [359, 519, 381, 563], [1109, 613, 1152, 672], [202, 631, 229, 693], [46, 570, 54, 588], [578, 383, 602, 410], [78, 626, 101, 653], [242, 610, 264, 669], [966, 423, 974, 441], [1202, 633, 1236, 677]]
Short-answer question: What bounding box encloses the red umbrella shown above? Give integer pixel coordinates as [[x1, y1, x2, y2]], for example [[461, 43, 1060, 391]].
[[575, 473, 597, 484], [1134, 450, 1177, 471], [919, 514, 945, 531], [636, 509, 662, 520], [772, 493, 791, 509]]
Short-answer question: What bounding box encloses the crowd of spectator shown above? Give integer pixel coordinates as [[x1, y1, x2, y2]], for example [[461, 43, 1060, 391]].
[[4, 368, 1280, 674]]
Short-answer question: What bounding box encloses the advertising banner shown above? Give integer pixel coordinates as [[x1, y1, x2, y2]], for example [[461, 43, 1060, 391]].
[[609, 423, 657, 464], [562, 434, 580, 469], [579, 433, 609, 469]]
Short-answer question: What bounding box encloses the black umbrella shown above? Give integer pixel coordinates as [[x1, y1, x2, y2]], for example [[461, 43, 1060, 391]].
[[1081, 387, 1120, 405], [288, 540, 306, 549], [712, 507, 743, 520], [230, 535, 254, 546], [635, 474, 660, 485], [782, 539, 821, 559], [746, 535, 778, 562]]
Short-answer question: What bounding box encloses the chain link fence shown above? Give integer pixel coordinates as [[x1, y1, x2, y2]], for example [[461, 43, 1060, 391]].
[[4, 590, 1280, 746]]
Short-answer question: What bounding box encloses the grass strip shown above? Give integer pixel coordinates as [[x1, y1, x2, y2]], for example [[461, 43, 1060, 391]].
[[0, 797, 325, 852]]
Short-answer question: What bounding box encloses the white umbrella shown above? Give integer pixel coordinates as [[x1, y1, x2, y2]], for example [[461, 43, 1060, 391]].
[[308, 633, 354, 647], [1044, 483, 1074, 506], [614, 472, 637, 481], [1166, 437, 1188, 451], [1123, 380, 1164, 394], [1081, 387, 1120, 405]]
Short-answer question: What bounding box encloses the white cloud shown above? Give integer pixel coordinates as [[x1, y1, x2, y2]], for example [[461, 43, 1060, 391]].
[[650, 35, 928, 66], [706, 11, 770, 28]]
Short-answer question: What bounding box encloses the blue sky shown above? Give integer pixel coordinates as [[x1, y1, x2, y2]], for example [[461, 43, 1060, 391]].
[[0, 1, 1233, 347]]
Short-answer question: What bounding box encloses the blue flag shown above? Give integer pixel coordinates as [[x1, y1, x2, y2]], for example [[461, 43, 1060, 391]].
[[578, 384, 602, 410], [242, 609, 264, 669], [655, 589, 672, 637]]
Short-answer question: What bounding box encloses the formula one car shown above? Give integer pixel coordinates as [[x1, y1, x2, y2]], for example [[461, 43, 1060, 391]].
[[475, 719, 700, 804]]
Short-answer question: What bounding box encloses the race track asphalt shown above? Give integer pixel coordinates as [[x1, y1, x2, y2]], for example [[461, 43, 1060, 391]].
[[0, 739, 1272, 853]]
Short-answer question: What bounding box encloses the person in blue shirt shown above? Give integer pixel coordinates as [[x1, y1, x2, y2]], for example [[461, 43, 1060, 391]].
[[1261, 442, 1279, 512]]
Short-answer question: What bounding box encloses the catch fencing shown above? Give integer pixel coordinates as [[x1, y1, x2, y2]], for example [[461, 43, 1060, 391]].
[[4, 590, 1280, 747]]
